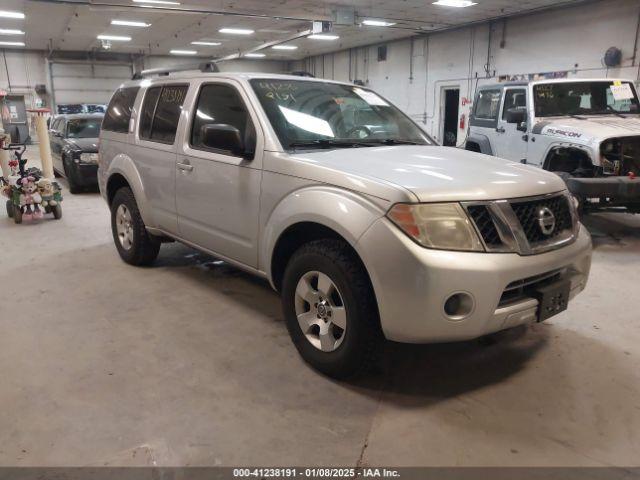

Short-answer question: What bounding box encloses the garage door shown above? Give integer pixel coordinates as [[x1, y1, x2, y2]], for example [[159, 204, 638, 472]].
[[50, 61, 133, 107]]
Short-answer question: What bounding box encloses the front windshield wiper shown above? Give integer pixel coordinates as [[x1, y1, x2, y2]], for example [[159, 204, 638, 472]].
[[363, 139, 424, 146], [288, 139, 376, 150]]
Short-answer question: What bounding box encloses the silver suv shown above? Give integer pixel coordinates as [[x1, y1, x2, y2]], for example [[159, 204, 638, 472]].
[[98, 70, 592, 378]]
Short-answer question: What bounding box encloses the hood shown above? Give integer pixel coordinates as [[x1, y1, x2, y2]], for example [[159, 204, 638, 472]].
[[533, 115, 640, 144], [66, 137, 99, 152], [287, 146, 566, 203]]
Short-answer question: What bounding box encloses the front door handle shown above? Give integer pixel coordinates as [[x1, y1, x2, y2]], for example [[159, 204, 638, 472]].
[[177, 162, 194, 172], [496, 126, 506, 133]]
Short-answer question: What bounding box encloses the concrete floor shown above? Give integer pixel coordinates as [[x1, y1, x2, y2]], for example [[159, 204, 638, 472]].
[[0, 146, 639, 467]]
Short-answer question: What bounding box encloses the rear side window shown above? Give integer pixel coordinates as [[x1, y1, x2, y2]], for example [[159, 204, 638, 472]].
[[139, 84, 188, 144], [102, 87, 140, 133], [190, 83, 255, 158], [474, 89, 502, 120], [139, 87, 162, 139]]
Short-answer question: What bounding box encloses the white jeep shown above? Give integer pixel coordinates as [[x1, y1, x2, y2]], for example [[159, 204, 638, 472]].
[[466, 78, 640, 213]]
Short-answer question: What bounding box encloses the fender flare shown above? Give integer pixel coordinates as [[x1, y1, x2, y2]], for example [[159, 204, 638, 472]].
[[105, 154, 155, 227], [465, 134, 493, 155], [260, 186, 386, 285]]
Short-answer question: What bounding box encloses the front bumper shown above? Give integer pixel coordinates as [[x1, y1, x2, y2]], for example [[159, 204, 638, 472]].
[[69, 162, 98, 187], [566, 176, 640, 201], [356, 218, 592, 343]]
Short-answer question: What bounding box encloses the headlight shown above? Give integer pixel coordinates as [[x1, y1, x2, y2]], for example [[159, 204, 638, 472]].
[[387, 202, 484, 252], [79, 153, 99, 164]]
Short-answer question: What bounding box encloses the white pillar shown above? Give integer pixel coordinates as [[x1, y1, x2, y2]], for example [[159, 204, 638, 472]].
[[32, 110, 54, 179], [0, 128, 11, 179]]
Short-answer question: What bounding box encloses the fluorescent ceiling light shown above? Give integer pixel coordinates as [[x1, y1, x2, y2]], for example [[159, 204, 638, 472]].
[[111, 20, 150, 27], [219, 28, 254, 35], [308, 34, 339, 40], [170, 49, 197, 55], [0, 10, 25, 19], [272, 45, 298, 50], [0, 41, 25, 46], [97, 34, 131, 41], [0, 29, 25, 35], [132, 0, 180, 4], [244, 53, 265, 58], [362, 19, 396, 27], [432, 0, 477, 7], [191, 41, 221, 46]]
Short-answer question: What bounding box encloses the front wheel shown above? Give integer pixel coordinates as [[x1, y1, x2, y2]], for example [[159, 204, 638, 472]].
[[51, 204, 62, 220], [281, 239, 382, 379], [110, 187, 160, 266], [13, 207, 22, 224], [6, 200, 14, 218]]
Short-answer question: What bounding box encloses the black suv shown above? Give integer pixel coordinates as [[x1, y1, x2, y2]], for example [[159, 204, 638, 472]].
[[49, 113, 103, 193]]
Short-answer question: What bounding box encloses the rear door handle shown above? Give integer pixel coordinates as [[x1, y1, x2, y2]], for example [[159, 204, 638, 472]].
[[496, 126, 506, 133], [177, 161, 194, 172]]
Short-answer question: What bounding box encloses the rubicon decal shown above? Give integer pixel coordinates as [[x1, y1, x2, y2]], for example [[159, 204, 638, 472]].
[[544, 127, 582, 138]]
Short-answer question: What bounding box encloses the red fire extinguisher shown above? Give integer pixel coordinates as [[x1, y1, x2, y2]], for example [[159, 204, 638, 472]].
[[459, 113, 466, 131]]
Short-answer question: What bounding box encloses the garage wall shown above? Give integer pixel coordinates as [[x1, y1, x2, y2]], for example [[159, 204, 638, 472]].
[[0, 51, 288, 114], [296, 0, 640, 145]]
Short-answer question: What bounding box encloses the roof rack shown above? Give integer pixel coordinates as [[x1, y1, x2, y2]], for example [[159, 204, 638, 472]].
[[288, 71, 315, 78], [132, 61, 219, 80]]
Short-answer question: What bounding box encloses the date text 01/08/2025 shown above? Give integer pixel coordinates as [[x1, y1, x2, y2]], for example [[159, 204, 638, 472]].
[[232, 468, 401, 478]]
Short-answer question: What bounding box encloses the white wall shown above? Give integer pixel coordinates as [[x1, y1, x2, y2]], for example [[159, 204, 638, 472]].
[[296, 0, 640, 145]]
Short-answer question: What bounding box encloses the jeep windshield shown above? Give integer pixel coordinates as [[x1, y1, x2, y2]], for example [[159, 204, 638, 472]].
[[250, 79, 433, 150], [533, 81, 640, 117]]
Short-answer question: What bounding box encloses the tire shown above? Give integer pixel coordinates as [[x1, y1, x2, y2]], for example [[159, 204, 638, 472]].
[[281, 239, 382, 379], [63, 159, 81, 194], [110, 187, 160, 266], [52, 204, 62, 220], [13, 207, 22, 224], [6, 200, 14, 218]]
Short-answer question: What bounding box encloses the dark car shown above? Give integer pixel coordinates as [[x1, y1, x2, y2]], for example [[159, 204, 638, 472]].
[[49, 113, 103, 193]]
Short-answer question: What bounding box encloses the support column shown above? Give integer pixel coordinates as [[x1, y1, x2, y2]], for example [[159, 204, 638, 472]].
[[28, 109, 54, 179]]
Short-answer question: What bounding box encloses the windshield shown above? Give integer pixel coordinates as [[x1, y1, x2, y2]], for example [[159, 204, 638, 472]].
[[533, 81, 639, 117], [66, 118, 102, 139], [250, 79, 433, 149]]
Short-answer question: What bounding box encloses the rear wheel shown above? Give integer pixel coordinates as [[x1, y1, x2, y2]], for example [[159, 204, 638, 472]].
[[110, 187, 160, 266], [13, 207, 22, 224], [6, 200, 14, 218], [281, 239, 382, 379]]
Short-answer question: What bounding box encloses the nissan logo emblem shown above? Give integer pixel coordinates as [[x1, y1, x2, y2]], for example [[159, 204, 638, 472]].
[[537, 207, 556, 236]]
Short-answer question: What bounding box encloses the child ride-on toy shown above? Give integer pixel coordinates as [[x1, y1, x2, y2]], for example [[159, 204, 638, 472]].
[[1, 143, 63, 224]]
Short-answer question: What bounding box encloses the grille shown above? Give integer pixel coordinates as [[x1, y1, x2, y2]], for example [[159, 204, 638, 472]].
[[466, 205, 503, 247], [510, 195, 573, 244]]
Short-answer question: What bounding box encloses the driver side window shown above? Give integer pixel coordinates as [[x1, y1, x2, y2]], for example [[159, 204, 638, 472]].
[[502, 89, 527, 119], [190, 83, 256, 158]]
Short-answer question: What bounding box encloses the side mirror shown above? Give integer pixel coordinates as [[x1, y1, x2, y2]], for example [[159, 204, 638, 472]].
[[201, 124, 245, 156], [505, 108, 527, 124]]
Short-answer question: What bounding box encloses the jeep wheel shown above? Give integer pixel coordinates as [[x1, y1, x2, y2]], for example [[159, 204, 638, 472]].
[[6, 200, 14, 218], [281, 239, 382, 379], [110, 187, 160, 266]]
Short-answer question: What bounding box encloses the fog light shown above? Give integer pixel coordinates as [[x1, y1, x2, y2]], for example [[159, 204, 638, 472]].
[[443, 292, 474, 320]]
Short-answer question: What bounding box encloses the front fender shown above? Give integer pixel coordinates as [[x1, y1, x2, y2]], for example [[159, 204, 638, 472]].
[[105, 154, 155, 227], [466, 134, 493, 155], [260, 186, 387, 284]]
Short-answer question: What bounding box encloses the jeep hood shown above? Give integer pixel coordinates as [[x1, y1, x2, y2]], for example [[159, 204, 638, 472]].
[[533, 115, 640, 144], [284, 146, 566, 203]]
